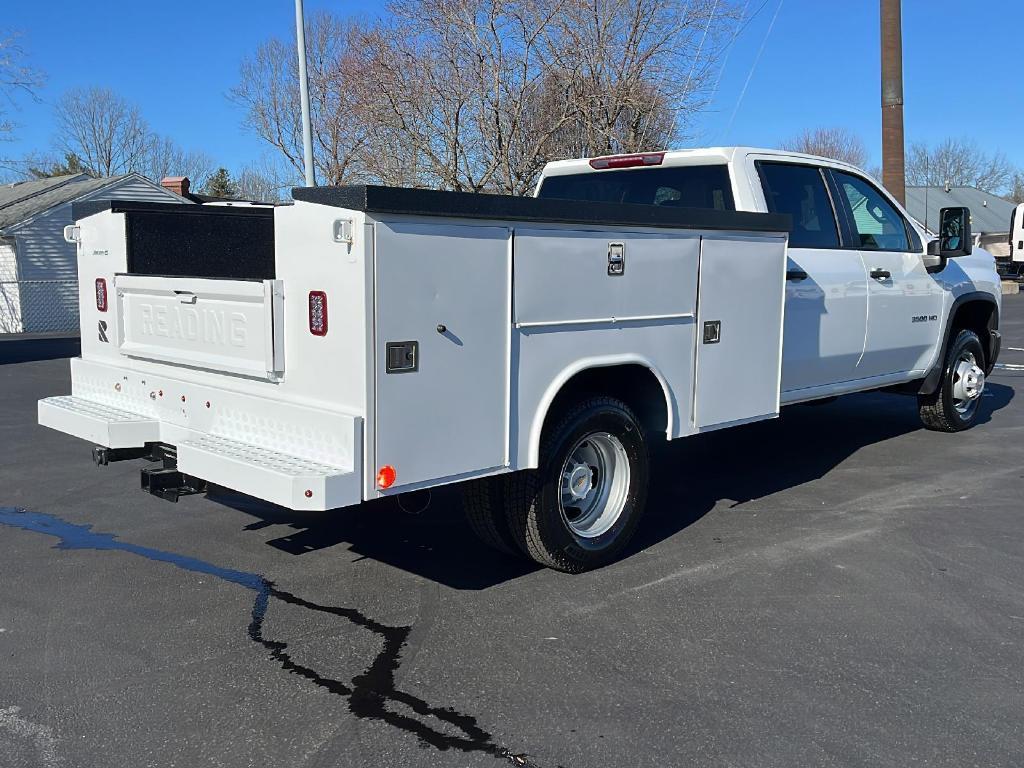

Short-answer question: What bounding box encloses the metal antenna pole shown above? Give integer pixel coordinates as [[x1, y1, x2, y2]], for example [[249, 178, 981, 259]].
[[295, 0, 316, 187], [880, 0, 905, 205]]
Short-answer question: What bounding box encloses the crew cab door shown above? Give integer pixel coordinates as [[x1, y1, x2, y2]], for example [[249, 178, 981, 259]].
[[755, 161, 868, 394], [828, 170, 944, 377]]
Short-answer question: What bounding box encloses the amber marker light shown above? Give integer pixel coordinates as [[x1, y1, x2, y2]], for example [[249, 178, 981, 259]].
[[376, 465, 397, 489]]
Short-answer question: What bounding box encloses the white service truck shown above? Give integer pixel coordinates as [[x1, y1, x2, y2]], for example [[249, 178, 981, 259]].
[[39, 148, 1001, 572]]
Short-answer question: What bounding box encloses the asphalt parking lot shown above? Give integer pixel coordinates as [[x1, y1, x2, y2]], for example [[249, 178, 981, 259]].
[[2, 296, 1023, 768]]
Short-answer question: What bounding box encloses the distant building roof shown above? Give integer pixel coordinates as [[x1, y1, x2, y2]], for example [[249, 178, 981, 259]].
[[0, 172, 195, 232], [0, 174, 131, 231], [905, 186, 1015, 235]]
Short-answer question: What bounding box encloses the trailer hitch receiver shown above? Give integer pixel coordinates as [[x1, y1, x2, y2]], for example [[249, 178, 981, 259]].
[[140, 467, 207, 503]]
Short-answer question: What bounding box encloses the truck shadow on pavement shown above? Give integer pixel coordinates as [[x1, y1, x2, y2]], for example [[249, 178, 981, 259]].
[[636, 384, 1014, 552], [215, 385, 1014, 591]]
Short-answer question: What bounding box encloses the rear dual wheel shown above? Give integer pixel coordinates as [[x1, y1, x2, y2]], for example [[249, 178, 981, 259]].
[[463, 397, 650, 572]]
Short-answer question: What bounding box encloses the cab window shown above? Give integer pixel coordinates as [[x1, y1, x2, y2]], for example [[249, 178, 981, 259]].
[[756, 162, 841, 249], [537, 165, 735, 210], [833, 171, 910, 252]]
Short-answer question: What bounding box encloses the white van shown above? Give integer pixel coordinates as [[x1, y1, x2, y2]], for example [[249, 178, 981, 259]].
[[1010, 202, 1024, 274]]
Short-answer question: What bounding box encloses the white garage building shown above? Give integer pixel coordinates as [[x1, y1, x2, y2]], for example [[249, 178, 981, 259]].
[[0, 173, 187, 334]]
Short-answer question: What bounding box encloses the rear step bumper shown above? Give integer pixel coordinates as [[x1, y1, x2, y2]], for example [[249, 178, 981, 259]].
[[39, 394, 361, 511], [39, 396, 159, 448], [177, 433, 356, 510]]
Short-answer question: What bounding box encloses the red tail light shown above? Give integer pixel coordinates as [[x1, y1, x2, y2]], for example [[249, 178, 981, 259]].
[[95, 278, 108, 312], [588, 152, 665, 170], [308, 291, 328, 336]]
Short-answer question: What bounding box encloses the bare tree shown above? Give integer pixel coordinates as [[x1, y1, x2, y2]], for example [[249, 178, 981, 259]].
[[236, 160, 294, 202], [235, 0, 740, 195], [143, 135, 214, 188], [363, 0, 738, 194], [0, 31, 44, 141], [1008, 172, 1024, 205], [53, 87, 213, 183], [906, 137, 1014, 193], [780, 127, 868, 168], [54, 87, 151, 176], [233, 13, 375, 186]]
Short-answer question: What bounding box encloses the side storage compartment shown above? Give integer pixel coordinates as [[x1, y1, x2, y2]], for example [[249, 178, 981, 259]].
[[693, 234, 787, 429], [373, 221, 511, 491]]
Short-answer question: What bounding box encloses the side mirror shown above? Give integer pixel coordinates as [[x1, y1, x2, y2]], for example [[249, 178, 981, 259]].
[[937, 206, 972, 257]]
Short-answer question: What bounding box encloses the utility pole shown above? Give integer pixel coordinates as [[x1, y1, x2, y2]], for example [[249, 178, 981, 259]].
[[880, 0, 905, 205], [295, 0, 316, 187]]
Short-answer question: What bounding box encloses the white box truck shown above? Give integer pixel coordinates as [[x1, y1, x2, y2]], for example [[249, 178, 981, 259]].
[[40, 148, 1002, 572]]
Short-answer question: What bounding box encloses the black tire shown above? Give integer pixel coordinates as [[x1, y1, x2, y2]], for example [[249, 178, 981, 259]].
[[918, 329, 986, 432], [503, 397, 650, 573], [462, 475, 519, 555]]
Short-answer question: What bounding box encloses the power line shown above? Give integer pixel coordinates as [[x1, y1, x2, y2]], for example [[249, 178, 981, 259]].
[[722, 0, 784, 141], [682, 0, 721, 100], [710, 0, 754, 99]]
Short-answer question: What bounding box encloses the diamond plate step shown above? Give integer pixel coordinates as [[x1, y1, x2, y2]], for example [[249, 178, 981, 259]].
[[38, 396, 158, 448], [177, 433, 356, 511]]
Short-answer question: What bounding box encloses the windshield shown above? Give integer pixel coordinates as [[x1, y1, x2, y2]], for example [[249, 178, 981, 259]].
[[537, 164, 735, 211]]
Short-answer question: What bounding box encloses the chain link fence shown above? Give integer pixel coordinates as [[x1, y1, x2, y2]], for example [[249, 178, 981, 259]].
[[0, 280, 80, 335]]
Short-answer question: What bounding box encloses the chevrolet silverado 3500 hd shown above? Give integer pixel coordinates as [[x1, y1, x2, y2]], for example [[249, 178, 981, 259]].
[[40, 147, 1001, 572]]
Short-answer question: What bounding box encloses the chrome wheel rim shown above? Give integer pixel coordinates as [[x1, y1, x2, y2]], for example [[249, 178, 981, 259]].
[[559, 432, 630, 539], [951, 351, 985, 417]]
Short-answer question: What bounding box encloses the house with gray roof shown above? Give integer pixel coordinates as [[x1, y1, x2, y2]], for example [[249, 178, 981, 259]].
[[0, 173, 188, 333], [904, 186, 1016, 258]]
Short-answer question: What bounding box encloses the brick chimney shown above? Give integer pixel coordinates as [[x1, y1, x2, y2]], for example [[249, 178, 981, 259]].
[[160, 176, 191, 198]]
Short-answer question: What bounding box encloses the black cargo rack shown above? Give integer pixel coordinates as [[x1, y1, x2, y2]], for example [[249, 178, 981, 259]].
[[292, 184, 791, 234]]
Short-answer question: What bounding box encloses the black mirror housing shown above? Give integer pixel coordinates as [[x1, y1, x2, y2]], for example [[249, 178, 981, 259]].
[[938, 206, 972, 257]]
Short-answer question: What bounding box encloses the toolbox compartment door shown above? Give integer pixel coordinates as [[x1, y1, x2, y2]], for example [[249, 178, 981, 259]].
[[115, 275, 285, 380], [693, 234, 787, 429], [373, 222, 510, 490]]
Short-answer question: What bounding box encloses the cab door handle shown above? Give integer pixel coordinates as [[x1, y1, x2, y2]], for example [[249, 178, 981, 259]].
[[870, 268, 891, 280], [786, 269, 808, 281]]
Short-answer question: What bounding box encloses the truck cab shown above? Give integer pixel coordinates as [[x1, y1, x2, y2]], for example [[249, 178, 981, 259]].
[[536, 147, 1002, 411]]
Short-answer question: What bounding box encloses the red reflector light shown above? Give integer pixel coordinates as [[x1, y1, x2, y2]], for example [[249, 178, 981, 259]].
[[376, 465, 397, 489], [588, 152, 665, 170], [308, 291, 328, 336], [95, 278, 108, 312]]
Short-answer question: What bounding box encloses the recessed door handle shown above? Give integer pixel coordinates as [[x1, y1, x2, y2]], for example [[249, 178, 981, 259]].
[[786, 269, 808, 281], [870, 268, 892, 280]]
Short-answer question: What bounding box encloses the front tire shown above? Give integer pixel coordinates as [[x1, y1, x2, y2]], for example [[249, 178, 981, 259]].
[[918, 329, 987, 432], [504, 397, 650, 573]]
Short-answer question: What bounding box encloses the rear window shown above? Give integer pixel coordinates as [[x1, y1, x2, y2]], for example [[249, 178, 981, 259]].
[[537, 164, 735, 211]]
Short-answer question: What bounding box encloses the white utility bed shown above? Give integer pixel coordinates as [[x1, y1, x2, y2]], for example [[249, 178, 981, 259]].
[[41, 188, 788, 511]]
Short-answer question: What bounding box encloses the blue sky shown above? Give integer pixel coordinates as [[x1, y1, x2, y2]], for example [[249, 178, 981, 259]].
[[3, 0, 1022, 175]]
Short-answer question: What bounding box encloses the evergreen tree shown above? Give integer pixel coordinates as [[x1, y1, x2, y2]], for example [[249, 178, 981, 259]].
[[202, 167, 238, 198], [28, 152, 89, 179]]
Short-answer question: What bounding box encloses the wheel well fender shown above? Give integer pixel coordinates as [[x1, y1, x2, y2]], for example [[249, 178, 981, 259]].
[[526, 356, 675, 468], [919, 292, 999, 394]]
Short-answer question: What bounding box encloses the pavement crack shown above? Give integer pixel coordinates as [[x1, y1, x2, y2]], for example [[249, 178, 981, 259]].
[[0, 506, 542, 767]]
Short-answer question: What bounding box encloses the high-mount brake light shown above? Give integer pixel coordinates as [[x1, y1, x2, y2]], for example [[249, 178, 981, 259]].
[[588, 152, 665, 170], [308, 290, 328, 336], [95, 278, 108, 312]]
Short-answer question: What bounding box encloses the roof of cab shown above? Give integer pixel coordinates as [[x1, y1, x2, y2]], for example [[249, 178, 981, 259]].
[[539, 147, 866, 178]]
